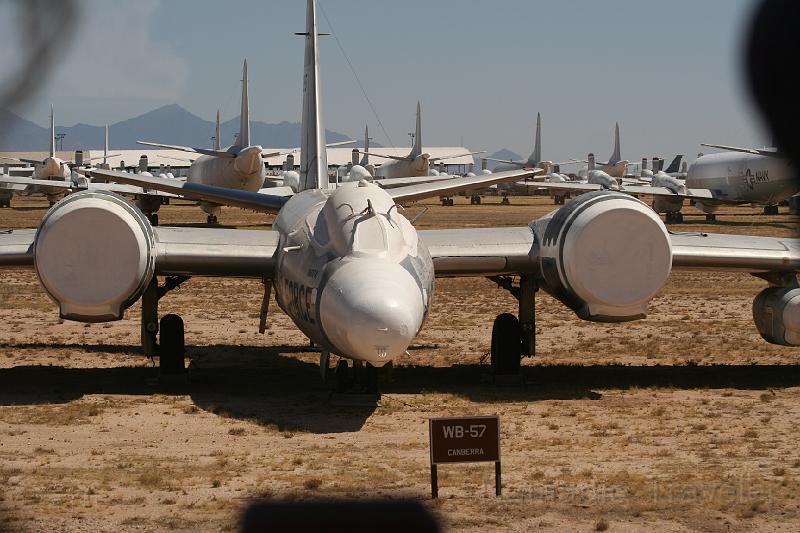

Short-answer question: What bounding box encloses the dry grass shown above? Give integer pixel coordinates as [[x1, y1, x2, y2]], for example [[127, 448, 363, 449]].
[[1, 197, 800, 532]]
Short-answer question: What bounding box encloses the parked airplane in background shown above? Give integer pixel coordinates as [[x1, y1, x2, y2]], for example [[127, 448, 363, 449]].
[[3, 0, 800, 395], [487, 113, 545, 173], [530, 143, 798, 222], [356, 102, 483, 179], [576, 123, 628, 178]]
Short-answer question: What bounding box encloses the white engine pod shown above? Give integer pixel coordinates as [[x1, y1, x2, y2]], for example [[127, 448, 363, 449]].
[[536, 191, 672, 321], [34, 191, 155, 322], [753, 287, 800, 346]]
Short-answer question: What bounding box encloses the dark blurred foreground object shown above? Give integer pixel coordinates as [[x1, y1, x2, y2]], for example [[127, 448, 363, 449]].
[[241, 500, 439, 533], [746, 0, 800, 167], [0, 0, 77, 112]]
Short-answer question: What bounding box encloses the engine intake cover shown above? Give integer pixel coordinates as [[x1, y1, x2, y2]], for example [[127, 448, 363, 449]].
[[34, 191, 155, 322], [535, 191, 672, 321], [753, 286, 800, 346]]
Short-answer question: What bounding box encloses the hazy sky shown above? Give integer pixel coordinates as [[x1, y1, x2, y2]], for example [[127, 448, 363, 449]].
[[0, 0, 767, 162]]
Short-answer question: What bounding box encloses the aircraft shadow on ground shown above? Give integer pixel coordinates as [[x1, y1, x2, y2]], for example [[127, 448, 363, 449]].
[[672, 218, 797, 231], [0, 342, 799, 433]]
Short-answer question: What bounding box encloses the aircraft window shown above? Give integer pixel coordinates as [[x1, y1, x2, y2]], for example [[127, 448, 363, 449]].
[[352, 215, 388, 254]]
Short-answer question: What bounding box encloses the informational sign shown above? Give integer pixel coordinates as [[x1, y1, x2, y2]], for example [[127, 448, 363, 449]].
[[428, 416, 501, 497]]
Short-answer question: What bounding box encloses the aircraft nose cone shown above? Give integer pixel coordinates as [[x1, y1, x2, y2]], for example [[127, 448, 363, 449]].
[[319, 260, 425, 363]]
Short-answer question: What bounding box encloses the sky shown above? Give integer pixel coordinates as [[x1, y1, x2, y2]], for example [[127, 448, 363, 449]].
[[0, 0, 767, 163]]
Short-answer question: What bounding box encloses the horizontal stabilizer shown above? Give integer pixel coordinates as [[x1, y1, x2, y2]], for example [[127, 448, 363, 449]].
[[136, 141, 235, 159], [700, 143, 782, 158], [354, 150, 413, 162], [428, 150, 486, 163]]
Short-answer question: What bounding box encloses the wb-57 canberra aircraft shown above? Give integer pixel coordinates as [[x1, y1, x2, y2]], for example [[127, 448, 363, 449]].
[[2, 0, 800, 393]]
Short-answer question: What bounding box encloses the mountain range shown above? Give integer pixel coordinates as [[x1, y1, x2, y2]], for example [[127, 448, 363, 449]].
[[0, 105, 353, 151]]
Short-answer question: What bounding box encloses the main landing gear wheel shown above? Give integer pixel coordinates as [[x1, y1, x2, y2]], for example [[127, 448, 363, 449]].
[[159, 314, 185, 375], [207, 215, 218, 225], [500, 196, 510, 205], [147, 213, 159, 226], [470, 195, 482, 205], [764, 205, 779, 215], [491, 313, 521, 375], [705, 213, 716, 222], [335, 359, 349, 393]]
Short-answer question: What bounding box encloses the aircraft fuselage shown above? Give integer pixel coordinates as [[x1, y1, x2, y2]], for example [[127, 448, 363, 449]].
[[272, 182, 432, 364], [686, 152, 797, 205], [187, 146, 266, 215]]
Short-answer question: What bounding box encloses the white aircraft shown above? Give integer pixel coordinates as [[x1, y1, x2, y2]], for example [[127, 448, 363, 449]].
[[531, 144, 798, 222], [3, 0, 800, 393], [356, 102, 483, 180], [486, 112, 546, 173]]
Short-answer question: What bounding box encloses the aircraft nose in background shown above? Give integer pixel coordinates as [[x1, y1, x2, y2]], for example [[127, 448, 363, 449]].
[[319, 260, 425, 363]]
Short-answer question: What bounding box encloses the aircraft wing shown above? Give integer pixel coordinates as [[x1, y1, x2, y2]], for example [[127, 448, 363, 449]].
[[418, 227, 800, 278], [528, 182, 605, 193], [0, 175, 180, 198], [372, 175, 454, 188], [257, 186, 296, 197], [0, 226, 278, 277], [354, 150, 411, 163], [390, 169, 541, 203], [84, 168, 288, 213], [701, 143, 781, 158]]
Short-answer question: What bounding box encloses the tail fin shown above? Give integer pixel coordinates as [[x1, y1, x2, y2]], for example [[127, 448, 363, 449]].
[[588, 153, 596, 171], [298, 0, 328, 190], [409, 101, 422, 158], [238, 60, 251, 148], [641, 157, 647, 177], [103, 125, 109, 165], [49, 105, 55, 158], [359, 124, 369, 166], [609, 122, 621, 164], [527, 112, 542, 165], [215, 110, 221, 150], [664, 154, 683, 173]]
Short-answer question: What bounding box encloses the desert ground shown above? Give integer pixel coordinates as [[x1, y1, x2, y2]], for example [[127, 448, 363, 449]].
[[1, 193, 799, 532]]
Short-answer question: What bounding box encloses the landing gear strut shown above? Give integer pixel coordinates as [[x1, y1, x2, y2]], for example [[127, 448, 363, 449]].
[[487, 275, 537, 376], [665, 211, 683, 224], [334, 359, 378, 394], [141, 276, 191, 372], [500, 195, 510, 205]]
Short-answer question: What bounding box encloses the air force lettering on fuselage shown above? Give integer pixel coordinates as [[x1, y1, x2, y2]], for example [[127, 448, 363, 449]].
[[273, 181, 434, 365], [742, 167, 769, 191]]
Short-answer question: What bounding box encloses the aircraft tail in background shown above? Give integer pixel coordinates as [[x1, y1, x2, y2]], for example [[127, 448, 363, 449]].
[[526, 112, 542, 165]]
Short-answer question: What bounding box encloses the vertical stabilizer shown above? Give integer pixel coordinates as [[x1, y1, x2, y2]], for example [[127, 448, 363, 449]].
[[665, 154, 683, 174], [359, 124, 369, 166], [609, 122, 621, 164], [527, 112, 542, 165], [239, 60, 251, 148], [103, 125, 109, 165], [49, 105, 55, 157], [215, 110, 221, 150], [299, 0, 328, 190], [409, 101, 422, 158]]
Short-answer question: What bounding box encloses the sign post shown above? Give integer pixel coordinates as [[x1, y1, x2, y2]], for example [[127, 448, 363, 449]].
[[428, 416, 501, 498]]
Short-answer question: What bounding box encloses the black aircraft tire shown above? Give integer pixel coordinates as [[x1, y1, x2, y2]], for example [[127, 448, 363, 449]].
[[159, 314, 185, 374], [491, 313, 521, 375], [151, 213, 159, 226], [335, 360, 349, 393]]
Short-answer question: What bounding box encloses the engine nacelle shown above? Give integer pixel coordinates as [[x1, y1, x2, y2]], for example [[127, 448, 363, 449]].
[[534, 191, 672, 321], [34, 191, 155, 322], [753, 286, 800, 345]]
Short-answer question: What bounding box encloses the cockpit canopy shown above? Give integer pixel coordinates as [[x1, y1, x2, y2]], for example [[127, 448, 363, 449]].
[[319, 181, 417, 260]]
